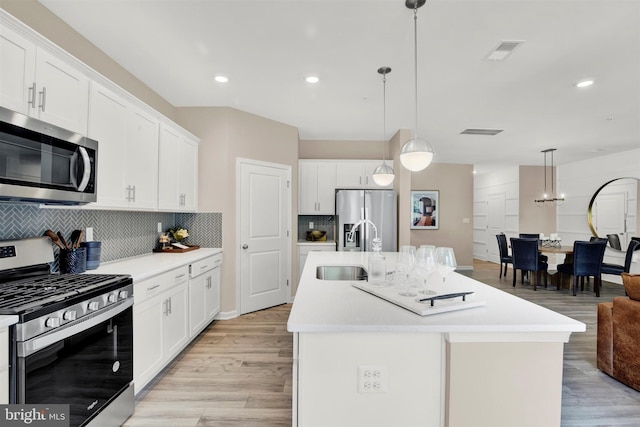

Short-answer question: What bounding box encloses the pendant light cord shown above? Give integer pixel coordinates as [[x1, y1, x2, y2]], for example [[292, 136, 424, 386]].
[[382, 72, 387, 161], [413, 6, 419, 140]]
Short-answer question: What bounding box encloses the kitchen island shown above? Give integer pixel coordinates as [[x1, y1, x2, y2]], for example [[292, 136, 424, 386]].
[[287, 251, 585, 427]]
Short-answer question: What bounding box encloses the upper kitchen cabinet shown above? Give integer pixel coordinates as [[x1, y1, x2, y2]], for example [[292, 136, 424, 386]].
[[299, 160, 336, 215], [88, 83, 159, 210], [336, 160, 393, 189], [0, 25, 89, 135], [158, 124, 198, 212]]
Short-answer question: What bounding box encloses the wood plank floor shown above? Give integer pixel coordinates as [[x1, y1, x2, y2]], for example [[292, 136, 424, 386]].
[[124, 261, 640, 427]]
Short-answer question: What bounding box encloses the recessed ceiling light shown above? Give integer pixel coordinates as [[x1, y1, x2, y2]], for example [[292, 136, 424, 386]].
[[575, 79, 594, 88], [305, 76, 319, 84], [214, 75, 228, 83]]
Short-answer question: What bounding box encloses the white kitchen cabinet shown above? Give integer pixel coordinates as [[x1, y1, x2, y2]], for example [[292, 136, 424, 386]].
[[0, 328, 7, 404], [133, 265, 189, 394], [299, 161, 336, 214], [158, 124, 199, 212], [297, 242, 335, 284], [88, 82, 159, 210], [336, 160, 393, 189], [188, 254, 222, 337], [0, 25, 89, 134]]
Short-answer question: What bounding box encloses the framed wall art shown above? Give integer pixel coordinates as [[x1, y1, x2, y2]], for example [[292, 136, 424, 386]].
[[410, 190, 439, 230]]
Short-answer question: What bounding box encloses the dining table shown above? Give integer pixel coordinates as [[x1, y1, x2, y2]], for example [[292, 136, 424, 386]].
[[539, 245, 574, 289]]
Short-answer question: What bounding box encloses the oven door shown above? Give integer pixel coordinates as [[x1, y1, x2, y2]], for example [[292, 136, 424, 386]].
[[15, 300, 133, 427]]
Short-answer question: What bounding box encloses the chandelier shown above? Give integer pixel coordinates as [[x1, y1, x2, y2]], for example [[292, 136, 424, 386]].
[[534, 148, 565, 207], [371, 67, 395, 186]]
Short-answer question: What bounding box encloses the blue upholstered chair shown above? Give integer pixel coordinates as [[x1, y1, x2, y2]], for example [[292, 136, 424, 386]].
[[601, 240, 640, 276], [557, 240, 607, 296], [510, 237, 548, 290], [496, 233, 512, 279], [519, 233, 548, 262]]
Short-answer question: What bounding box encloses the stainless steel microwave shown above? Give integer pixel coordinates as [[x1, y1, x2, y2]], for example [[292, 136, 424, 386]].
[[0, 106, 97, 205]]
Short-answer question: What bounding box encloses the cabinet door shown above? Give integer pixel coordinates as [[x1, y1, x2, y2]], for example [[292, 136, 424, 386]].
[[88, 83, 128, 208], [188, 274, 207, 337], [35, 48, 89, 134], [0, 26, 36, 114], [126, 107, 159, 209], [336, 161, 365, 188], [163, 283, 189, 359], [179, 138, 198, 211], [158, 125, 181, 210], [133, 297, 164, 394], [299, 161, 319, 214], [316, 162, 336, 214], [206, 266, 221, 321]]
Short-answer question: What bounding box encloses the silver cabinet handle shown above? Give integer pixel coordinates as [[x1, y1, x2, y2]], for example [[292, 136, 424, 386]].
[[28, 83, 36, 108], [131, 185, 136, 202], [147, 284, 161, 291], [38, 86, 46, 112], [163, 299, 168, 316], [242, 244, 248, 249]]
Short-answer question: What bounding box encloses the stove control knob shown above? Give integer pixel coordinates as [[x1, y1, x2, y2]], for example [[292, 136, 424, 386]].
[[118, 290, 129, 299], [88, 301, 100, 311], [63, 311, 77, 321], [108, 294, 118, 303], [45, 317, 60, 328]]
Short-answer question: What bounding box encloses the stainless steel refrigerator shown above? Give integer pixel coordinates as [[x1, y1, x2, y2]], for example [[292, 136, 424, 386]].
[[336, 189, 397, 252]]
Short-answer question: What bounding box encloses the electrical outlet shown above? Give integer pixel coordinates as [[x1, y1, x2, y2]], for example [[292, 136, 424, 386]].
[[358, 365, 388, 393], [309, 222, 314, 229], [85, 227, 94, 242], [157, 222, 163, 233]]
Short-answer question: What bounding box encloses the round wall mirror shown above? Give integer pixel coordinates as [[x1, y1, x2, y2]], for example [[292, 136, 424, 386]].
[[588, 177, 640, 251]]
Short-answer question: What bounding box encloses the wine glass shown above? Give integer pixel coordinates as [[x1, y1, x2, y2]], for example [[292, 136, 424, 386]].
[[396, 246, 416, 296], [415, 245, 436, 294], [435, 247, 457, 284]]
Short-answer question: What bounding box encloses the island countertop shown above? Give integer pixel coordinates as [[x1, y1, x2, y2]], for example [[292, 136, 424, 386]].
[[287, 251, 586, 334]]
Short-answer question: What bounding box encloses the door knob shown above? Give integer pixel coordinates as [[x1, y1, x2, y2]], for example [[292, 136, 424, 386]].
[[242, 244, 248, 249]]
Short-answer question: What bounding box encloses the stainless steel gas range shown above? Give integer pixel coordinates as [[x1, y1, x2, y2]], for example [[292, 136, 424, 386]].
[[0, 237, 134, 427]]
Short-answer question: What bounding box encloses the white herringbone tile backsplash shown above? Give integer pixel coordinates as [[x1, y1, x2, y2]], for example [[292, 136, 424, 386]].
[[0, 204, 222, 271]]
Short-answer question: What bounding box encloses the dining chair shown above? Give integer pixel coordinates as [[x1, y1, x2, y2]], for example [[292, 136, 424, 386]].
[[519, 233, 548, 262], [495, 233, 512, 279], [510, 237, 548, 290], [607, 234, 622, 251], [557, 240, 607, 296], [601, 239, 640, 276]]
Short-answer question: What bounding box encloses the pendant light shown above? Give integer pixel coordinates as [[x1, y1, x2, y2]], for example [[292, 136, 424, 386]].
[[534, 148, 565, 207], [372, 67, 396, 186], [400, 0, 435, 172]]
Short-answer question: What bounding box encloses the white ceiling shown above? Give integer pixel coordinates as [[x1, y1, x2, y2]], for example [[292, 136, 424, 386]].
[[38, 0, 640, 174]]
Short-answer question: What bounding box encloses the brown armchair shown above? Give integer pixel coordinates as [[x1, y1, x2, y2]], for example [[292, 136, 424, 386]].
[[597, 273, 640, 391]]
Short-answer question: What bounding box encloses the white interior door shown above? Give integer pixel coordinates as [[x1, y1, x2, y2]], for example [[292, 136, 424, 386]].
[[487, 193, 506, 263], [238, 159, 291, 314]]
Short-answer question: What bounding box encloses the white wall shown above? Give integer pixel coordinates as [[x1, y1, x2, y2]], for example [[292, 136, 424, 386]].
[[473, 167, 519, 262]]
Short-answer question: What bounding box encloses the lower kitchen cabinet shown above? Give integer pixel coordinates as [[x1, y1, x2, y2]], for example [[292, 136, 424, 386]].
[[297, 242, 336, 284], [188, 254, 222, 337], [133, 266, 189, 394], [0, 327, 7, 404]]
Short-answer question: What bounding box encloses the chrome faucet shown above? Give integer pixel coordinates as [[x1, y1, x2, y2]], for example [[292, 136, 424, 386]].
[[347, 219, 382, 251]]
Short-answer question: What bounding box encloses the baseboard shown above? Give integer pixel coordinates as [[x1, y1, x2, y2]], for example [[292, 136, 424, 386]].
[[216, 310, 239, 320]]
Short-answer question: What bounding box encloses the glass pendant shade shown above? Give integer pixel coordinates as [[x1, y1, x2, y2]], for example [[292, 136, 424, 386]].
[[400, 136, 434, 171], [372, 163, 395, 186]]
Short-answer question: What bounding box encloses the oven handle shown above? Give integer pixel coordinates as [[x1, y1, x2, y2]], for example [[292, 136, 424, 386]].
[[18, 298, 133, 358]]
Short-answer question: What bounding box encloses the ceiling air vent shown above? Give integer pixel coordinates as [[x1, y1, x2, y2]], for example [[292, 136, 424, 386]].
[[460, 128, 504, 136], [485, 40, 525, 62]]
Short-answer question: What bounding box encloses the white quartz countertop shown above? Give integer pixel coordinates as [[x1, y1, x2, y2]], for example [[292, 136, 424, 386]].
[[0, 315, 18, 328], [287, 251, 586, 334], [88, 248, 222, 282]]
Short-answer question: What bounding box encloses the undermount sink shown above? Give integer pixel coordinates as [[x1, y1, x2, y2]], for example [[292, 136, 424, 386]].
[[316, 265, 368, 281]]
